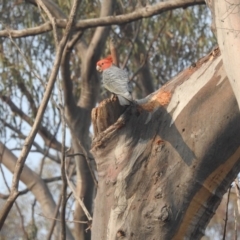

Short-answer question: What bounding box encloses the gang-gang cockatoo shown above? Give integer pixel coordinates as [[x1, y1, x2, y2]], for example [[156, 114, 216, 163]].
[[96, 56, 133, 106]]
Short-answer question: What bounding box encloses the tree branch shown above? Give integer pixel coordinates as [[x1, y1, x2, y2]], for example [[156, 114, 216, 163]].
[[0, 96, 62, 151], [222, 186, 231, 240], [46, 194, 62, 240], [0, 162, 29, 239], [61, 31, 83, 114], [0, 143, 74, 239], [0, 0, 205, 38], [26, 0, 66, 18], [65, 168, 92, 222], [234, 178, 240, 214], [121, 21, 141, 69], [35, 0, 60, 45], [0, 175, 68, 200]]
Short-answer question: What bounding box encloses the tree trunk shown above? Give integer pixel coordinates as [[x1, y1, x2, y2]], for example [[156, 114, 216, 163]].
[[206, 0, 240, 109], [90, 48, 240, 239]]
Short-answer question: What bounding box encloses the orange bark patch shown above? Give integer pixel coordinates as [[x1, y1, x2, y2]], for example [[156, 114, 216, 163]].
[[156, 139, 164, 145], [155, 136, 164, 145], [140, 90, 172, 112], [152, 90, 172, 106]]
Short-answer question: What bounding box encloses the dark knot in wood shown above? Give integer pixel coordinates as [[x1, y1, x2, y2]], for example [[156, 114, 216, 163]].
[[91, 97, 127, 137]]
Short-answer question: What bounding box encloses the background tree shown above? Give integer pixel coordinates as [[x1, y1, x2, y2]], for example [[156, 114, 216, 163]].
[[1, 0, 239, 239]]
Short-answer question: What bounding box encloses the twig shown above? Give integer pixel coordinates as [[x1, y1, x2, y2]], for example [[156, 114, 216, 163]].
[[38, 212, 88, 224], [0, 188, 29, 200], [0, 150, 29, 239], [35, 0, 59, 45], [7, 34, 44, 83], [222, 186, 231, 240], [30, 135, 52, 238], [46, 194, 62, 240], [109, 37, 119, 67], [71, 131, 98, 187], [15, 202, 29, 239], [52, 100, 97, 188], [59, 58, 68, 240], [0, 175, 69, 200], [234, 178, 240, 215], [57, 105, 98, 187], [130, 12, 171, 81], [121, 20, 141, 69], [0, 96, 62, 151], [234, 208, 237, 240], [65, 159, 92, 221], [31, 199, 37, 233], [1, 118, 61, 163]]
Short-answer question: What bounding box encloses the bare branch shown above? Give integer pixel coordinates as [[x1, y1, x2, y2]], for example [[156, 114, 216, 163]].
[[44, 175, 63, 183], [59, 63, 68, 240], [222, 186, 231, 240], [46, 194, 62, 240], [1, 95, 34, 124], [0, 22, 52, 38], [0, 188, 29, 200], [234, 178, 240, 214], [65, 166, 92, 221], [130, 13, 170, 83], [0, 153, 29, 238], [38, 213, 88, 224], [0, 0, 205, 38], [109, 37, 119, 67], [0, 175, 66, 200], [35, 0, 60, 45], [61, 31, 83, 113], [234, 208, 238, 240], [55, 103, 98, 186], [121, 20, 141, 69], [15, 202, 29, 239], [0, 96, 62, 151], [68, 127, 98, 187], [8, 35, 44, 85], [26, 0, 66, 18]]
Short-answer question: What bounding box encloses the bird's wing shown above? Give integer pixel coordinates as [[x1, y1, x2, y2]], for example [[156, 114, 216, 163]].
[[103, 66, 132, 101]]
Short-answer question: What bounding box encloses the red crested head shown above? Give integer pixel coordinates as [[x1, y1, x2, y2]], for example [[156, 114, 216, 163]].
[[96, 55, 113, 72]]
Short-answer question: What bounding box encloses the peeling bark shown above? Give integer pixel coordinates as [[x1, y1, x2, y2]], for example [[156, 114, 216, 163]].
[[91, 48, 240, 239]]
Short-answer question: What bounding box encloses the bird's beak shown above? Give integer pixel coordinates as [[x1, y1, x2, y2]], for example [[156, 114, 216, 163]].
[[96, 65, 102, 72]]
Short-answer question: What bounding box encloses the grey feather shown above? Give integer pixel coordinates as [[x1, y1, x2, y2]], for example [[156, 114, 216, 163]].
[[117, 95, 131, 105], [102, 65, 133, 105]]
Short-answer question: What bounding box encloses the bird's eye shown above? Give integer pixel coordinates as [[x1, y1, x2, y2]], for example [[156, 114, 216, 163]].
[[101, 63, 104, 66]]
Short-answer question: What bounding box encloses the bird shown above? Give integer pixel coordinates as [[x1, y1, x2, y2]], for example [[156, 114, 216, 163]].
[[96, 56, 133, 106]]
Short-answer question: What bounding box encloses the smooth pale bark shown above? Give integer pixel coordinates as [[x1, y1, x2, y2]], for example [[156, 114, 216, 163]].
[[91, 48, 240, 239], [206, 0, 240, 108], [0, 143, 74, 240]]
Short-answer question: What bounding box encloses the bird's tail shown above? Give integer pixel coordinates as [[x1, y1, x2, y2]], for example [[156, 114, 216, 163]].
[[117, 95, 131, 106]]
